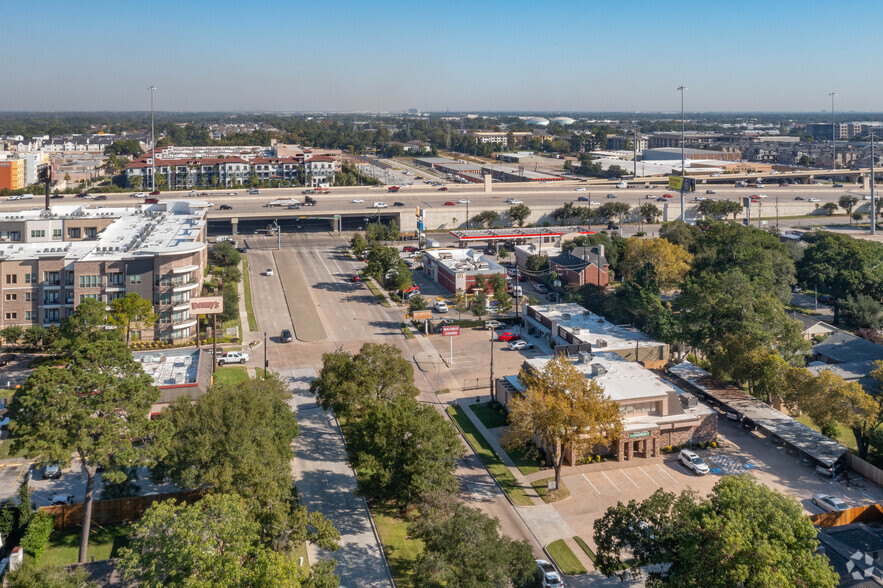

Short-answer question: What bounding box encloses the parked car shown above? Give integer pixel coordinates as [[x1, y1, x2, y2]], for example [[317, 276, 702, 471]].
[[816, 460, 847, 477], [50, 495, 74, 506], [351, 274, 361, 282], [535, 559, 564, 588], [220, 204, 233, 210], [818, 294, 835, 305], [402, 246, 418, 252], [607, 222, 620, 230], [44, 464, 62, 479], [533, 282, 548, 294], [280, 329, 293, 343], [434, 300, 449, 313], [678, 449, 709, 475], [265, 268, 274, 277], [217, 351, 249, 366], [508, 340, 534, 351], [497, 331, 519, 342], [484, 320, 502, 330], [813, 494, 849, 512]]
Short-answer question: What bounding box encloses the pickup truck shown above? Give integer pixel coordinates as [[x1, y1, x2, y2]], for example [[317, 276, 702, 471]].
[[217, 351, 249, 366]]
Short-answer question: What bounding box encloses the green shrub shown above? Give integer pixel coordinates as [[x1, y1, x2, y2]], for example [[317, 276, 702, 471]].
[[20, 511, 54, 562]]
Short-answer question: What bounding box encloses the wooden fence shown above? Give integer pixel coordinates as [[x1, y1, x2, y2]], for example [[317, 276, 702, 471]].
[[39, 489, 205, 530], [847, 452, 883, 489]]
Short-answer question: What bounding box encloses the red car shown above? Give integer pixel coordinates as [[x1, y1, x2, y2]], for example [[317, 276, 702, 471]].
[[438, 186, 448, 191], [443, 201, 456, 206], [497, 332, 520, 342], [150, 190, 160, 196], [402, 246, 418, 252], [351, 274, 361, 282], [663, 193, 674, 198]]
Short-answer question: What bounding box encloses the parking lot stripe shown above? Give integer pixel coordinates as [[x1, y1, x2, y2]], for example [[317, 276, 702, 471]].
[[621, 469, 640, 488], [601, 471, 620, 492], [638, 466, 660, 487], [655, 463, 679, 484], [582, 473, 600, 494], [13, 464, 27, 484]]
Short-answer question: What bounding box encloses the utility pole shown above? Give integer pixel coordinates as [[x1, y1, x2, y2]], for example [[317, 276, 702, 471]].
[[829, 92, 837, 176], [149, 85, 157, 192], [633, 122, 638, 179], [263, 331, 268, 379], [678, 86, 688, 222], [489, 326, 495, 401]]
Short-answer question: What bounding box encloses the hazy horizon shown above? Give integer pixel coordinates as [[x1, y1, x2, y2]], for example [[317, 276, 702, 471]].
[[7, 0, 882, 113]]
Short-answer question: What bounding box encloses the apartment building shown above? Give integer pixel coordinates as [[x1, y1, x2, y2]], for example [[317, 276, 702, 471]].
[[304, 156, 340, 187], [0, 159, 25, 191], [468, 131, 532, 146], [0, 201, 207, 342]]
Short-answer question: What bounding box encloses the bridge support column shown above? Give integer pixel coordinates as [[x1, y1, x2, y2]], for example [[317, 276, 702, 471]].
[[231, 217, 238, 236], [862, 173, 870, 190]]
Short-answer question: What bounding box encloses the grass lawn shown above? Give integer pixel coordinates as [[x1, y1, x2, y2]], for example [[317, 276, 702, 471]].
[[0, 389, 15, 400], [371, 505, 423, 587], [446, 405, 533, 506], [546, 539, 586, 576], [509, 445, 545, 476], [531, 478, 570, 504], [241, 257, 258, 332], [41, 523, 131, 567], [470, 402, 508, 429], [212, 366, 249, 386], [573, 536, 597, 564]]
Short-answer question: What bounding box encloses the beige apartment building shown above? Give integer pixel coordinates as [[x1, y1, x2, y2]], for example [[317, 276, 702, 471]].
[[0, 201, 208, 342]]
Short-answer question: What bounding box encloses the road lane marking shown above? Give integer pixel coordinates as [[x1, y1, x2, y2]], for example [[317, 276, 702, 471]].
[[638, 466, 660, 487], [582, 473, 600, 494], [621, 469, 640, 488], [601, 471, 620, 492], [655, 463, 679, 484]]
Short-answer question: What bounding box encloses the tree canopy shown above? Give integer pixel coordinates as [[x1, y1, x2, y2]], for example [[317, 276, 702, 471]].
[[108, 293, 158, 345], [620, 238, 692, 290], [593, 474, 837, 587]]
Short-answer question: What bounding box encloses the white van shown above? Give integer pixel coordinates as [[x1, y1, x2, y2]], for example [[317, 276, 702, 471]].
[[616, 180, 628, 189], [19, 193, 34, 200], [373, 202, 388, 208], [509, 284, 523, 298]]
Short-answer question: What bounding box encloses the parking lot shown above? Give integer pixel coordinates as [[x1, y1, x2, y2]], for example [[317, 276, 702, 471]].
[[546, 416, 883, 550]]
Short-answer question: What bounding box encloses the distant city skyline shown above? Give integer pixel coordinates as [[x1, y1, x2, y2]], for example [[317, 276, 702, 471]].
[[6, 0, 883, 113]]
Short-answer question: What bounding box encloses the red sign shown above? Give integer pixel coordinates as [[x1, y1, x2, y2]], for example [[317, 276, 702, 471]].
[[442, 325, 460, 336]]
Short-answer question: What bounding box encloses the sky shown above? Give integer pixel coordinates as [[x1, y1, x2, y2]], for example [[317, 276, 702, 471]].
[[5, 0, 883, 113]]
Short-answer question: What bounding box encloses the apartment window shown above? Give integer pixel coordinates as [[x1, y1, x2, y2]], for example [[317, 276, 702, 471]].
[[30, 230, 45, 238], [129, 275, 142, 285], [52, 229, 62, 238], [25, 292, 31, 302], [107, 273, 125, 286], [85, 227, 97, 238], [79, 275, 101, 288], [79, 294, 101, 302], [44, 292, 59, 304], [24, 311, 31, 321], [4, 313, 16, 320], [45, 309, 59, 323], [106, 291, 125, 302], [68, 228, 81, 239], [4, 294, 15, 301], [66, 271, 74, 285], [44, 272, 59, 285], [8, 232, 19, 241], [5, 275, 16, 285]]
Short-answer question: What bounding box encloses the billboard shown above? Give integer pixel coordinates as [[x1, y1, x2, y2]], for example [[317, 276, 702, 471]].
[[668, 176, 696, 192], [190, 296, 224, 315], [442, 325, 460, 336]]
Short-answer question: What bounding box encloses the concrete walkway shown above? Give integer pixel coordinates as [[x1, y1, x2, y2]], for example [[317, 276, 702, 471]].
[[285, 367, 393, 588]]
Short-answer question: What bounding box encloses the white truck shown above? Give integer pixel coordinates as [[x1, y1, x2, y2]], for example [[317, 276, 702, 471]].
[[425, 238, 441, 248], [217, 351, 249, 366], [616, 180, 628, 189], [265, 199, 300, 207]]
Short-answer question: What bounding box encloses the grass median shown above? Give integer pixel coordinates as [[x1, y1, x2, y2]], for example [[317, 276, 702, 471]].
[[371, 505, 423, 587], [241, 257, 258, 332], [446, 405, 533, 506], [546, 539, 587, 575], [365, 279, 391, 307]]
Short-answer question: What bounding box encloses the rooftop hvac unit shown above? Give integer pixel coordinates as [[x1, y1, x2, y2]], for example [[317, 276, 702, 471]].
[[590, 363, 607, 378], [561, 313, 572, 321], [572, 327, 581, 335], [583, 310, 591, 316], [577, 351, 592, 364], [596, 339, 607, 348]]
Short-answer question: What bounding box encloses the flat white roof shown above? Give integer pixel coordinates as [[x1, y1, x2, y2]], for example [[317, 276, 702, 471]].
[[424, 248, 504, 273], [529, 302, 663, 351]]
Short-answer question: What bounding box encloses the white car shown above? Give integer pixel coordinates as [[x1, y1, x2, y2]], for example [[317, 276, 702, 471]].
[[373, 202, 388, 208], [575, 187, 587, 192], [536, 559, 563, 588], [863, 195, 872, 200], [589, 201, 601, 206], [694, 196, 707, 201], [484, 320, 502, 330], [508, 340, 534, 351], [7, 195, 20, 201], [351, 198, 364, 203], [808, 198, 821, 203], [756, 193, 768, 198], [434, 300, 449, 313], [678, 449, 709, 475], [505, 198, 523, 204], [813, 494, 849, 513], [265, 268, 274, 277], [457, 199, 470, 204], [131, 192, 147, 198]]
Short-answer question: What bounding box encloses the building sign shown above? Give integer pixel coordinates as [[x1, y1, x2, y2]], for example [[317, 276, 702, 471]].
[[412, 310, 432, 321], [442, 325, 460, 337], [190, 296, 224, 315], [629, 430, 651, 439]]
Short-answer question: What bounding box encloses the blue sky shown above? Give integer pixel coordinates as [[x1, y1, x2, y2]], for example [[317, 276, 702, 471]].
[[4, 0, 881, 112]]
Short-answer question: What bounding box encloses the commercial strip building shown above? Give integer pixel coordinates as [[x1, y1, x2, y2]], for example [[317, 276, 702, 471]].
[[135, 348, 213, 415], [448, 226, 597, 249], [496, 351, 717, 463], [0, 201, 208, 342], [421, 247, 506, 293]]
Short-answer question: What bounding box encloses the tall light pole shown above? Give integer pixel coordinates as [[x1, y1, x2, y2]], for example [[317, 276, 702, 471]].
[[632, 122, 638, 179], [829, 92, 837, 175], [149, 85, 157, 192], [872, 129, 877, 235], [678, 86, 687, 221]]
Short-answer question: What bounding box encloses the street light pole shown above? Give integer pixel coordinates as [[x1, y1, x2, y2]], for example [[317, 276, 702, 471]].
[[829, 92, 837, 175], [678, 86, 688, 222], [489, 325, 495, 402], [872, 129, 877, 235], [633, 122, 638, 180], [149, 85, 156, 192]]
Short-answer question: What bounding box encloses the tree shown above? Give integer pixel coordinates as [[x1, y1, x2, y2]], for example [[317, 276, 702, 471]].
[[20, 325, 47, 349], [840, 293, 883, 330], [707, 338, 791, 403], [593, 475, 837, 587], [822, 202, 839, 215], [155, 375, 323, 543], [472, 210, 500, 229], [525, 254, 548, 273], [310, 342, 420, 416], [503, 354, 623, 489], [853, 211, 865, 223], [451, 288, 468, 319], [495, 290, 514, 314], [350, 233, 369, 256], [490, 273, 508, 296], [9, 337, 161, 563], [473, 273, 487, 293], [620, 238, 692, 290], [1, 325, 23, 347], [508, 204, 531, 227], [637, 202, 661, 228], [408, 294, 428, 312], [659, 220, 700, 250], [212, 241, 241, 266], [597, 202, 630, 224], [839, 194, 859, 219], [58, 297, 112, 350], [410, 492, 537, 588], [119, 493, 334, 588], [108, 293, 158, 346], [470, 290, 488, 319], [346, 398, 462, 508], [365, 246, 401, 281]]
